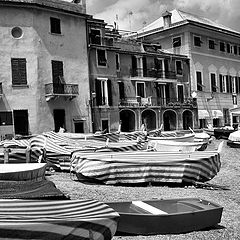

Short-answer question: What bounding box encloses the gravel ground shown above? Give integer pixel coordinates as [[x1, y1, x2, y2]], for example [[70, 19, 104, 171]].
[[47, 139, 240, 240]]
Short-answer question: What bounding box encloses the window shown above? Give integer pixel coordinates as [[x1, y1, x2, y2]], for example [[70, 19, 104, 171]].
[[210, 73, 217, 92], [233, 76, 237, 94], [118, 81, 125, 100], [226, 76, 233, 93], [95, 78, 112, 106], [97, 49, 107, 67], [11, 58, 27, 85], [116, 53, 120, 71], [89, 28, 101, 45], [196, 71, 203, 91], [238, 46, 240, 55], [234, 46, 238, 55], [136, 82, 145, 98], [226, 43, 230, 53], [236, 77, 240, 94], [223, 108, 230, 125], [232, 95, 237, 105], [219, 74, 227, 93], [172, 36, 181, 48], [220, 42, 225, 52], [209, 40, 215, 49], [0, 111, 13, 125], [175, 60, 183, 75], [194, 36, 202, 47], [50, 17, 61, 34]]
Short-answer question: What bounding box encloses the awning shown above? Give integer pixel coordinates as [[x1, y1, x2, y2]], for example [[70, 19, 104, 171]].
[[212, 110, 223, 118], [198, 110, 210, 119], [230, 107, 240, 115]]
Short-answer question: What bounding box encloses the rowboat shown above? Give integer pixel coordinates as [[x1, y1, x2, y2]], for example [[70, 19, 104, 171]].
[[148, 133, 195, 142], [0, 199, 119, 240], [227, 130, 240, 148], [72, 142, 223, 185], [0, 163, 47, 181], [214, 127, 235, 139], [147, 140, 207, 152], [107, 198, 223, 235]]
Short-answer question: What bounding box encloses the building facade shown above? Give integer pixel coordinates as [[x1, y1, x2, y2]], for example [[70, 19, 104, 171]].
[[87, 21, 197, 132], [0, 0, 91, 138], [134, 9, 240, 129]]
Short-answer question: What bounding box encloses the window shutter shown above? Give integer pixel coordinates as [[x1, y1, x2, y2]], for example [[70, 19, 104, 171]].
[[219, 74, 223, 92], [107, 79, 112, 106], [11, 58, 27, 85], [95, 79, 102, 106]]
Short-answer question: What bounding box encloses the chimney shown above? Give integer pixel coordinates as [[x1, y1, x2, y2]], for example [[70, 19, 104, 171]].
[[72, 0, 86, 13], [162, 11, 172, 28]]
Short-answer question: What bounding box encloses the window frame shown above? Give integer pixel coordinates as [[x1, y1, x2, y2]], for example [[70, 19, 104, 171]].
[[136, 81, 146, 98], [172, 36, 182, 48], [175, 60, 183, 76], [196, 71, 203, 91], [89, 28, 102, 45], [208, 39, 215, 50], [210, 72, 217, 92], [50, 17, 61, 35], [11, 58, 27, 86], [193, 35, 202, 47], [96, 49, 107, 67], [219, 41, 225, 52]]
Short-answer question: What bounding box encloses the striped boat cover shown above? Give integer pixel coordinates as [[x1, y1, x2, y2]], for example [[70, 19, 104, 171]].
[[73, 151, 221, 185], [0, 199, 119, 240]]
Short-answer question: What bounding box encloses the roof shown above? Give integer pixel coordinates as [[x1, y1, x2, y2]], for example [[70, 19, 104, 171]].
[[136, 9, 240, 37], [0, 0, 87, 16]]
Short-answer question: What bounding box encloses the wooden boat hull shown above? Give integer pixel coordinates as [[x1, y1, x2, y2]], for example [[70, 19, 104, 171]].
[[147, 140, 206, 152], [107, 198, 223, 235], [148, 133, 195, 142], [0, 163, 47, 181], [214, 128, 235, 139], [0, 199, 119, 239]]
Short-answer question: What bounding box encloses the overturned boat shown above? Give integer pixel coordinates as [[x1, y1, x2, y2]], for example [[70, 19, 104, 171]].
[[72, 142, 223, 185]]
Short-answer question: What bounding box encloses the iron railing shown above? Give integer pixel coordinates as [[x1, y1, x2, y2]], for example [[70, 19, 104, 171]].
[[45, 83, 79, 96], [119, 97, 197, 108], [130, 68, 177, 79]]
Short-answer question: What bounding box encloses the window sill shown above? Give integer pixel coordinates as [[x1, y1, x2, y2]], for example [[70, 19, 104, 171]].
[[12, 84, 29, 89], [49, 32, 63, 36]]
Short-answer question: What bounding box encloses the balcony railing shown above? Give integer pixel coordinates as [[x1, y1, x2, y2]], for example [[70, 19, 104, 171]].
[[119, 97, 197, 108], [45, 83, 79, 100], [130, 68, 176, 79]]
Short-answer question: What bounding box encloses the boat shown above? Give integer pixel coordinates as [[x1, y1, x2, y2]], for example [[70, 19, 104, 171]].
[[72, 142, 223, 185], [0, 199, 119, 239], [227, 130, 240, 147], [148, 132, 195, 142], [0, 163, 47, 181], [147, 139, 207, 152], [106, 198, 223, 235], [214, 126, 235, 139]]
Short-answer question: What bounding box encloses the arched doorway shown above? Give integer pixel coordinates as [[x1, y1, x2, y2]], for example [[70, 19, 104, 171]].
[[120, 110, 135, 132], [163, 110, 177, 131], [183, 110, 193, 130], [141, 109, 156, 131]]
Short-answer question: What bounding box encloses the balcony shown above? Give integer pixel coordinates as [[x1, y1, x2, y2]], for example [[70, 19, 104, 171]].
[[130, 68, 177, 79], [45, 83, 79, 101], [119, 97, 197, 108]]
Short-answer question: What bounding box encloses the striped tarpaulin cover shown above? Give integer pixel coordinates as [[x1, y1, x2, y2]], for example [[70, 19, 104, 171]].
[[73, 151, 221, 185], [0, 199, 119, 240]]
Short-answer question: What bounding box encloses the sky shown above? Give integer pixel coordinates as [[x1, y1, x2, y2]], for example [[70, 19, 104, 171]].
[[71, 0, 240, 33]]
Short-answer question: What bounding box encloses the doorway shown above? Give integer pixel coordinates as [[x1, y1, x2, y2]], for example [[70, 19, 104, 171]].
[[74, 121, 84, 133], [102, 119, 109, 133], [13, 110, 29, 135], [53, 109, 65, 132]]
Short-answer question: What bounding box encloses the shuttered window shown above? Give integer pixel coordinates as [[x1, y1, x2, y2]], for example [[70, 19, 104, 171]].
[[11, 58, 27, 85]]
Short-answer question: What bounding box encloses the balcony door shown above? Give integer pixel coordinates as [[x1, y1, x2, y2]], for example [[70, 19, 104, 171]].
[[136, 82, 145, 98], [156, 83, 165, 105], [177, 85, 184, 103], [53, 109, 65, 132], [52, 60, 64, 94]]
